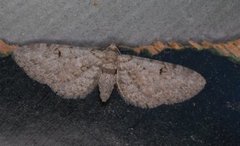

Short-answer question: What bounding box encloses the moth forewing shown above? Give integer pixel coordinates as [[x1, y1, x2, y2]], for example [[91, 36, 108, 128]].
[[116, 55, 206, 108], [12, 43, 103, 99]]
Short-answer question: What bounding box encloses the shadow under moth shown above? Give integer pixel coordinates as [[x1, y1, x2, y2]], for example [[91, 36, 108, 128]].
[[0, 41, 206, 108]]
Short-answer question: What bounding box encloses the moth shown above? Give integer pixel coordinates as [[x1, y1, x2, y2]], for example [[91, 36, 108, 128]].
[[2, 42, 206, 108]]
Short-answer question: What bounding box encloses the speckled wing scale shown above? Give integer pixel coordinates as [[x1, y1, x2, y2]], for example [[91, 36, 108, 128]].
[[13, 43, 104, 99], [116, 55, 206, 108], [12, 43, 206, 108]]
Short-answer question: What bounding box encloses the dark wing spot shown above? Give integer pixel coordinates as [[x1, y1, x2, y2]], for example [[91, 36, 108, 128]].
[[159, 66, 167, 75], [58, 51, 62, 57], [159, 68, 163, 75]]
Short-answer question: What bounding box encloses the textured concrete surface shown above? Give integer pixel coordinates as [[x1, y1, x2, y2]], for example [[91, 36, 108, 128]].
[[1, 0, 240, 46]]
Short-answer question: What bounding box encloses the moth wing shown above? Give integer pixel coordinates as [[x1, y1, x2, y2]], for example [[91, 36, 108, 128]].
[[117, 55, 206, 108], [13, 43, 105, 99]]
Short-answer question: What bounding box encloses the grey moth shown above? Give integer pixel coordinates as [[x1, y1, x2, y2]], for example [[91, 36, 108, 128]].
[[10, 43, 206, 108]]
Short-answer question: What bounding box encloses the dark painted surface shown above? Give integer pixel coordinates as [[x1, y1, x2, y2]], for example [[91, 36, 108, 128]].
[[0, 49, 240, 145]]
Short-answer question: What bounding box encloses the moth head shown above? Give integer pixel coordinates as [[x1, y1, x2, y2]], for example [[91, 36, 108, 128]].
[[106, 43, 121, 55]]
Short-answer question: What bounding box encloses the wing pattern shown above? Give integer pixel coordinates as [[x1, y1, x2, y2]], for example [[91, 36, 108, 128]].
[[12, 43, 206, 108], [117, 55, 206, 108], [13, 43, 104, 98]]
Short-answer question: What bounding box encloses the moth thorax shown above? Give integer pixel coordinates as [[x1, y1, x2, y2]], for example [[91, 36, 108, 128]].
[[102, 63, 117, 75], [104, 49, 118, 60]]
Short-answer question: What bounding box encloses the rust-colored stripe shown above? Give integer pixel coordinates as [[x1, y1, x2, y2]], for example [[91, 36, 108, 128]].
[[0, 40, 17, 56]]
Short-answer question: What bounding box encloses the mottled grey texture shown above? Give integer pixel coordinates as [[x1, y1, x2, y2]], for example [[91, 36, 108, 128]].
[[0, 0, 240, 46], [117, 55, 206, 108], [13, 43, 104, 99], [12, 43, 205, 108]]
